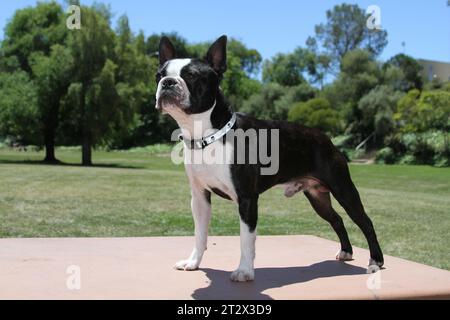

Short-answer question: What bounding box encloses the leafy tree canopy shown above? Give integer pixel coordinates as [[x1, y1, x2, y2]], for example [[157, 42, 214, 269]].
[[395, 89, 450, 133], [288, 98, 341, 134], [0, 71, 39, 143], [383, 54, 423, 91], [1, 1, 67, 73], [310, 3, 388, 69]]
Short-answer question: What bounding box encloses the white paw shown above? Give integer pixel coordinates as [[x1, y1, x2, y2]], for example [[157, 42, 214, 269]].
[[230, 268, 254, 282], [174, 259, 200, 271], [335, 249, 353, 261], [367, 258, 382, 274]]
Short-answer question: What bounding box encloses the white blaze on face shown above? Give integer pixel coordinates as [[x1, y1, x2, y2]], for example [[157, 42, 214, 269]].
[[165, 58, 191, 77], [156, 58, 192, 112]]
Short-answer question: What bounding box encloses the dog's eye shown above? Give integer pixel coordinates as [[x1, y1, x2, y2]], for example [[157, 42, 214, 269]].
[[156, 73, 162, 83], [182, 70, 197, 80]]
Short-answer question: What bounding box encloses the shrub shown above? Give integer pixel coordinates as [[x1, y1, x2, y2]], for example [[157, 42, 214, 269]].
[[412, 139, 435, 165], [398, 154, 415, 165], [434, 154, 450, 167], [240, 82, 318, 121], [288, 98, 341, 134], [383, 130, 449, 167], [384, 133, 407, 155], [357, 85, 403, 144], [353, 148, 366, 159], [375, 147, 397, 164], [395, 89, 450, 133], [0, 71, 39, 144], [274, 83, 316, 119], [240, 83, 285, 120]]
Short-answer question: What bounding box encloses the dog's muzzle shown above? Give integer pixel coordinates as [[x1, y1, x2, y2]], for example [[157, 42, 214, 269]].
[[160, 77, 178, 90], [155, 76, 189, 111]]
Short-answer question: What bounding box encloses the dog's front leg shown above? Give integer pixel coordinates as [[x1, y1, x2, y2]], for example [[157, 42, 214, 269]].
[[174, 187, 211, 271], [230, 196, 258, 282]]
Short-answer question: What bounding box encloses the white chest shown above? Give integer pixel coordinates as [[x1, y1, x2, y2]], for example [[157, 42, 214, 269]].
[[184, 140, 237, 202]]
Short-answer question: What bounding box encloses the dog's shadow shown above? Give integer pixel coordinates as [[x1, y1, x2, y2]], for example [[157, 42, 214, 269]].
[[192, 260, 366, 300]]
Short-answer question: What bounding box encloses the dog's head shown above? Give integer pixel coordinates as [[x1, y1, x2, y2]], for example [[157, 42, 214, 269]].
[[155, 35, 227, 116]]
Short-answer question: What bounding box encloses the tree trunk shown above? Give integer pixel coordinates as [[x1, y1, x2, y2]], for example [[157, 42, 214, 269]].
[[80, 83, 92, 166], [44, 142, 56, 163], [43, 130, 58, 163], [81, 138, 92, 166]]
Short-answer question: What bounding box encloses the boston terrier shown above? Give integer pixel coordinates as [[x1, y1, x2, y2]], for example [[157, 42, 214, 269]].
[[155, 35, 384, 281]]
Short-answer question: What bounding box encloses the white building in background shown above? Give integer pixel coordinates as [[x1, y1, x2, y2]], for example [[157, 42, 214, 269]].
[[417, 59, 450, 82]]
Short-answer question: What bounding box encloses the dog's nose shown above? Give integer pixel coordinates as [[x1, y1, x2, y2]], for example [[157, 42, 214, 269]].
[[161, 78, 177, 89]]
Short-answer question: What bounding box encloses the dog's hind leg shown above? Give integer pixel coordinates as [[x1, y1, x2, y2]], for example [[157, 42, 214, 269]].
[[174, 187, 211, 271], [327, 161, 384, 272], [304, 190, 353, 261], [230, 195, 258, 282]]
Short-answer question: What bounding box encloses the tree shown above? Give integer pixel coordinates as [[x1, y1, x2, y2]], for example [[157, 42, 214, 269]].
[[384, 54, 423, 91], [395, 89, 450, 133], [1, 1, 68, 161], [311, 4, 388, 69], [383, 88, 450, 166], [358, 85, 404, 145], [31, 45, 74, 162], [1, 2, 67, 73], [63, 6, 118, 165], [322, 49, 380, 137], [305, 37, 333, 87], [0, 71, 39, 143], [340, 49, 380, 102], [240, 83, 286, 120], [261, 46, 331, 88], [262, 52, 307, 86], [273, 83, 316, 119], [288, 98, 341, 134], [240, 81, 316, 120], [108, 15, 156, 149], [227, 39, 262, 77], [221, 54, 261, 110]]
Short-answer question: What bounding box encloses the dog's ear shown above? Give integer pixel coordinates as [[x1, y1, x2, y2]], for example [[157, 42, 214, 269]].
[[206, 35, 227, 74], [159, 36, 176, 66]]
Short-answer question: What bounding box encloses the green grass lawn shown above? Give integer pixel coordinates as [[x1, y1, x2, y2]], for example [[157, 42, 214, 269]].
[[0, 148, 449, 270]]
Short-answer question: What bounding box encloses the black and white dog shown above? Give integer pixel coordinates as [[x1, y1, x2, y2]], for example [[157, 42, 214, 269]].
[[155, 35, 383, 281]]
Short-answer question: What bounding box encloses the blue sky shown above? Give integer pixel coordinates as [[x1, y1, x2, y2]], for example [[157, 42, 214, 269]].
[[1, 0, 449, 63]]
